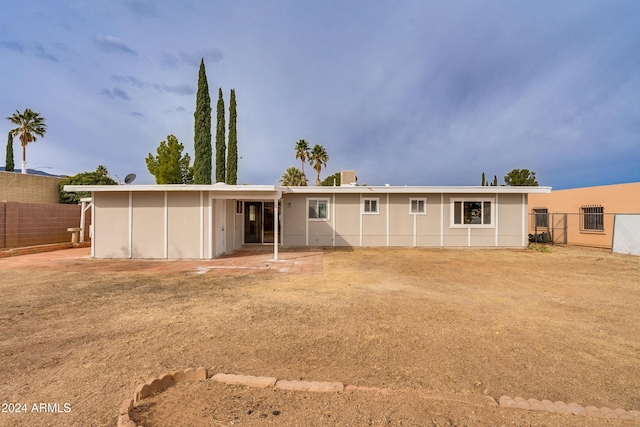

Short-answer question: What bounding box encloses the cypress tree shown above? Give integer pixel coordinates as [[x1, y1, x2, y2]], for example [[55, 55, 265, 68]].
[[493, 175, 498, 186], [193, 58, 212, 184], [481, 172, 486, 186], [226, 89, 238, 185], [5, 132, 15, 172], [215, 88, 226, 183]]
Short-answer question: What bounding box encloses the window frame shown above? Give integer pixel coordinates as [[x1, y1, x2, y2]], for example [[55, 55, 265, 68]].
[[236, 200, 244, 215], [409, 198, 427, 215], [532, 207, 548, 228], [450, 197, 495, 228], [580, 205, 604, 232], [362, 198, 380, 215], [307, 198, 330, 221]]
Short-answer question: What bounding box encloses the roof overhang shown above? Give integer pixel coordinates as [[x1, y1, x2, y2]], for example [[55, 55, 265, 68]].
[[64, 183, 551, 197], [64, 183, 284, 200], [281, 185, 552, 194]]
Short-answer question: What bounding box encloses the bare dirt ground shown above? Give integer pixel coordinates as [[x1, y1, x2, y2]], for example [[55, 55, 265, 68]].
[[0, 245, 639, 426]]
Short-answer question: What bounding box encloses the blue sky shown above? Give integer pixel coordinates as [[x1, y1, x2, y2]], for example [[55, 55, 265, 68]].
[[1, 1, 638, 189]]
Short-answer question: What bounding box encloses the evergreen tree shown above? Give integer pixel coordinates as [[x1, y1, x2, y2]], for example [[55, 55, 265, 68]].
[[481, 172, 486, 186], [226, 89, 238, 184], [321, 172, 341, 186], [145, 135, 193, 184], [215, 87, 226, 183], [193, 58, 212, 184], [5, 132, 14, 172], [59, 166, 117, 204], [504, 169, 538, 186], [493, 175, 498, 186]]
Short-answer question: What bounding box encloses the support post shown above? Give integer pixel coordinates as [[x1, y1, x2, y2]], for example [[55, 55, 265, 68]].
[[274, 197, 279, 261]]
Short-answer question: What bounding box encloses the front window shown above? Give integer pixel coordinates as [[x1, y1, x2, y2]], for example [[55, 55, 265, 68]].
[[410, 198, 426, 214], [363, 198, 379, 214], [451, 199, 494, 227], [308, 199, 329, 220]]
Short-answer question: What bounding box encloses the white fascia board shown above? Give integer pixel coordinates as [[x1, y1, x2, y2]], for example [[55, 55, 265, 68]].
[[65, 184, 550, 195], [282, 186, 552, 194], [63, 184, 279, 193]]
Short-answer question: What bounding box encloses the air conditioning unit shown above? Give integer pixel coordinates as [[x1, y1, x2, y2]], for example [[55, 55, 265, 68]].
[[340, 170, 357, 186]]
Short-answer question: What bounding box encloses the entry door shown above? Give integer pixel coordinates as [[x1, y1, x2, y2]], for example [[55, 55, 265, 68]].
[[244, 202, 262, 243]]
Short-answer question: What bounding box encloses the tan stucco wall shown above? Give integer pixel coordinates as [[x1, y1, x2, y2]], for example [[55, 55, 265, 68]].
[[131, 192, 164, 258], [167, 192, 202, 259], [335, 194, 359, 246], [528, 182, 640, 248], [94, 191, 214, 259], [225, 200, 235, 253], [94, 192, 129, 258], [281, 193, 308, 246], [497, 193, 527, 247], [91, 188, 533, 258], [0, 171, 63, 204], [281, 191, 527, 248]]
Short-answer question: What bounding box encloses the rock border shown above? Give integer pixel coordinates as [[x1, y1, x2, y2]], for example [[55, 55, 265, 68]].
[[118, 369, 640, 426], [499, 395, 640, 420]]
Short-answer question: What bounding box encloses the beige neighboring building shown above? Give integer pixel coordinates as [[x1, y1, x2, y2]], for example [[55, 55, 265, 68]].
[[528, 182, 640, 248], [66, 180, 550, 259]]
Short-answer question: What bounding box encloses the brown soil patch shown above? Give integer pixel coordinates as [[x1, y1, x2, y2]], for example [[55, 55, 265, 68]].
[[1, 246, 638, 426]]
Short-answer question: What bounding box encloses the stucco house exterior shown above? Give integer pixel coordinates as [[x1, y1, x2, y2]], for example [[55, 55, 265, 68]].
[[65, 181, 550, 259], [528, 182, 640, 248]]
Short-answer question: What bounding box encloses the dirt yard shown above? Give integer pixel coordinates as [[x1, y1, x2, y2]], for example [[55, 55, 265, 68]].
[[0, 245, 638, 426]]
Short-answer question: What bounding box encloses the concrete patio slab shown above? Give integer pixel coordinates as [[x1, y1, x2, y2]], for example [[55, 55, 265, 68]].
[[0, 245, 324, 275]]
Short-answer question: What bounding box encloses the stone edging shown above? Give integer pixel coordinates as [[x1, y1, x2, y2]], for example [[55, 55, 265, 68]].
[[499, 395, 640, 420], [118, 368, 640, 426]]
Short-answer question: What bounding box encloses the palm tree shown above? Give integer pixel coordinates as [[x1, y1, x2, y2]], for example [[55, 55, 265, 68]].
[[6, 108, 47, 174], [309, 144, 329, 186], [96, 165, 109, 177], [294, 139, 310, 186], [279, 166, 304, 186]]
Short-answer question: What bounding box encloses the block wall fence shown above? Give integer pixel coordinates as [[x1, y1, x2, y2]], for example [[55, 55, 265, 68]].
[[0, 201, 90, 249], [0, 171, 63, 203]]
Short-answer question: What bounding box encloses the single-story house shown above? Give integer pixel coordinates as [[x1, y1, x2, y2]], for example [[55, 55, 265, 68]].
[[65, 179, 551, 259]]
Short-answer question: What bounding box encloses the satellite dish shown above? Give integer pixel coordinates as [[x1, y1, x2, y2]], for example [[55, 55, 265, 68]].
[[124, 173, 136, 184]]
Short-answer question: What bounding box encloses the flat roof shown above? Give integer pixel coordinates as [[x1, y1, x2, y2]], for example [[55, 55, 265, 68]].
[[65, 183, 551, 194]]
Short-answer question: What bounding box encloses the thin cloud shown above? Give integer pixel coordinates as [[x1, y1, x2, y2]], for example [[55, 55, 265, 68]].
[[153, 83, 195, 95], [0, 41, 25, 52], [176, 106, 186, 112], [111, 75, 144, 88], [126, 0, 160, 18], [100, 87, 131, 101], [34, 43, 59, 62], [94, 34, 137, 55], [130, 111, 144, 118]]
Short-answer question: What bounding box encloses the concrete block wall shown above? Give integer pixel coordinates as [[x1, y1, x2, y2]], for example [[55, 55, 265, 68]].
[[0, 171, 63, 203], [0, 201, 90, 249]]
